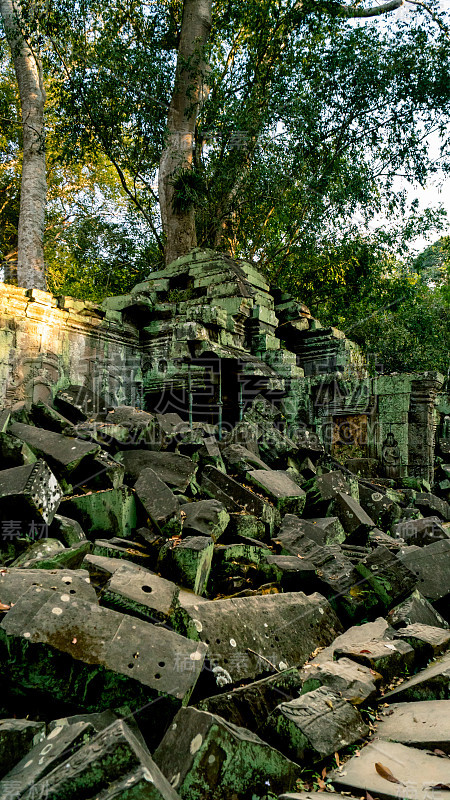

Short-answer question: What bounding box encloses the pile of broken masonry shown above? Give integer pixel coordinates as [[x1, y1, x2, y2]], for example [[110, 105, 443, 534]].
[[0, 387, 449, 800]]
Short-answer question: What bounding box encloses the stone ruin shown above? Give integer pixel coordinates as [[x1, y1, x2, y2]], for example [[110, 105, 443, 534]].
[[0, 248, 448, 798]]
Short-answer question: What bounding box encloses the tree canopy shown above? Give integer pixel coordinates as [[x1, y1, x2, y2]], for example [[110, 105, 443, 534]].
[[0, 0, 449, 367]]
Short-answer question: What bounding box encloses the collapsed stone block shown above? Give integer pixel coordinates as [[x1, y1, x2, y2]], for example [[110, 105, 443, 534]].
[[180, 499, 229, 542], [118, 450, 197, 492], [158, 536, 214, 596], [246, 470, 306, 515], [392, 516, 449, 545], [299, 657, 380, 705], [303, 516, 346, 545], [177, 591, 342, 684], [197, 668, 303, 732], [331, 739, 450, 800], [0, 586, 207, 739], [387, 589, 449, 630], [414, 491, 450, 521], [54, 384, 105, 422], [0, 719, 97, 797], [0, 719, 45, 780], [221, 444, 271, 475], [332, 492, 375, 540], [135, 468, 181, 536], [355, 545, 417, 609], [303, 471, 351, 515], [382, 651, 450, 702], [100, 562, 180, 624], [358, 483, 402, 529], [8, 421, 100, 474], [0, 461, 61, 525], [28, 720, 181, 800], [201, 465, 279, 533], [227, 512, 267, 541], [50, 513, 86, 546], [259, 554, 316, 593], [11, 538, 65, 567], [153, 706, 300, 800], [400, 538, 450, 610], [30, 399, 77, 436], [0, 432, 36, 468], [376, 699, 450, 752], [393, 623, 450, 662], [264, 687, 369, 763], [59, 486, 138, 540]]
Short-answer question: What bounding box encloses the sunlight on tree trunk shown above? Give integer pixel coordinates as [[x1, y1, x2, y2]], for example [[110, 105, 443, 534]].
[[0, 0, 46, 289], [159, 0, 212, 266]]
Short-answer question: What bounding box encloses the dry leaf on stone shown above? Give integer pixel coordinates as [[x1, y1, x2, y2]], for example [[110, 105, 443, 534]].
[[375, 763, 404, 785]]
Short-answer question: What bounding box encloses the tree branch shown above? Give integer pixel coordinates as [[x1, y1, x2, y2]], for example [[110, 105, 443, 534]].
[[340, 0, 403, 18]]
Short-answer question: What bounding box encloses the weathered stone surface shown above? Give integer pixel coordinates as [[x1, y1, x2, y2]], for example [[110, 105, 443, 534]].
[[0, 461, 61, 525], [334, 633, 414, 680], [304, 516, 346, 545], [54, 384, 105, 422], [400, 538, 450, 606], [0, 719, 45, 780], [264, 687, 369, 762], [10, 537, 65, 566], [259, 554, 316, 593], [221, 444, 271, 474], [394, 623, 450, 661], [377, 700, 450, 752], [387, 589, 449, 629], [0, 432, 37, 468], [0, 720, 96, 797], [8, 421, 100, 474], [246, 470, 306, 515], [118, 450, 197, 492], [201, 465, 279, 532], [93, 538, 151, 567], [333, 491, 375, 539], [20, 540, 92, 570], [135, 468, 181, 536], [392, 516, 449, 545], [30, 399, 77, 436], [414, 491, 450, 521], [227, 512, 267, 541], [209, 542, 271, 595], [382, 652, 450, 701], [153, 706, 300, 800], [94, 765, 182, 799], [299, 657, 380, 705], [331, 739, 450, 800], [101, 562, 180, 623], [197, 668, 303, 732], [0, 586, 207, 733], [50, 513, 86, 546], [355, 545, 417, 608], [59, 486, 138, 540], [303, 471, 351, 515], [29, 720, 181, 800], [178, 591, 342, 684], [180, 499, 229, 542], [158, 536, 214, 596], [358, 483, 401, 529]]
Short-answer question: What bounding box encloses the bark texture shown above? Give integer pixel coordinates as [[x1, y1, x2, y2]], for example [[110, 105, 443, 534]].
[[0, 0, 46, 289], [159, 0, 212, 266]]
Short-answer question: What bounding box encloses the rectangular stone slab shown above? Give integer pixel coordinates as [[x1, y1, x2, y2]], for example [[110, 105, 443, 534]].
[[246, 470, 306, 514], [93, 766, 182, 799], [8, 421, 100, 472], [101, 563, 180, 623], [382, 651, 450, 701], [0, 719, 45, 780], [0, 460, 61, 524], [376, 700, 450, 752], [197, 668, 304, 732], [153, 706, 300, 799], [59, 486, 138, 540], [201, 465, 279, 532], [264, 686, 369, 762], [0, 720, 96, 796], [400, 539, 450, 603], [29, 720, 180, 800], [0, 586, 207, 729], [178, 591, 342, 684], [0, 567, 97, 606], [331, 739, 450, 800], [134, 468, 181, 536]]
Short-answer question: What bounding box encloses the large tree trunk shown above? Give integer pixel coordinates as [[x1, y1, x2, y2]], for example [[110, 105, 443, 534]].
[[0, 0, 46, 289], [159, 0, 212, 266]]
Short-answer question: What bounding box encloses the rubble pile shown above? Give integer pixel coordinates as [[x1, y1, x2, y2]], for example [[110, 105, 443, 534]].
[[0, 390, 449, 800]]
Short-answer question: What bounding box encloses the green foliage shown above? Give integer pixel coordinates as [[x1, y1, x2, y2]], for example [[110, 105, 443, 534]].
[[171, 168, 206, 214]]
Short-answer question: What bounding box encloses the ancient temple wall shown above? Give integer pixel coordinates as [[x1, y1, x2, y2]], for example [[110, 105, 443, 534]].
[[0, 283, 142, 409]]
